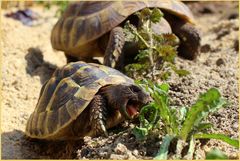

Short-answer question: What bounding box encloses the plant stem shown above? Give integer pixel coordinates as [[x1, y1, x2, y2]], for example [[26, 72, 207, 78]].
[[184, 137, 195, 160], [146, 19, 155, 80], [129, 25, 150, 48]]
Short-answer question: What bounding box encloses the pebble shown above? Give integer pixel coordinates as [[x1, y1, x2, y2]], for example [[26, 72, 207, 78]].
[[233, 39, 239, 51], [114, 143, 128, 155], [200, 44, 211, 53], [216, 58, 225, 66]]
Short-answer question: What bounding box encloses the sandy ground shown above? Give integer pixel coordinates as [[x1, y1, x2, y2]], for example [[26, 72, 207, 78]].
[[1, 2, 239, 159]]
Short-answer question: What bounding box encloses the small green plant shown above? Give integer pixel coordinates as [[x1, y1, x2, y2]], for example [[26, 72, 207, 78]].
[[133, 80, 239, 159], [124, 8, 189, 80]]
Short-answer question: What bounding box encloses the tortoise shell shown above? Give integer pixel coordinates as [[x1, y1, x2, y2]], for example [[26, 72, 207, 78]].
[[51, 1, 194, 57], [25, 61, 133, 139]]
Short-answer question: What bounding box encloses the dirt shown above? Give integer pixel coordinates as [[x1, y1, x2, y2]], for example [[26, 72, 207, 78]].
[[1, 2, 239, 159]]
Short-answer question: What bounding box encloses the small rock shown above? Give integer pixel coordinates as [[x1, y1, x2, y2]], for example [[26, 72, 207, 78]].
[[80, 148, 91, 158], [132, 149, 139, 156], [233, 39, 239, 51], [110, 154, 126, 160], [200, 44, 211, 53], [216, 58, 225, 66], [216, 29, 230, 40], [114, 143, 128, 155], [200, 7, 214, 14], [127, 152, 137, 160], [222, 10, 239, 20], [232, 122, 238, 131], [83, 136, 92, 143]]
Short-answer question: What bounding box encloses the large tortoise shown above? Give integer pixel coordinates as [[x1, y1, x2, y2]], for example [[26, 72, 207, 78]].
[[51, 1, 200, 70], [25, 61, 151, 140]]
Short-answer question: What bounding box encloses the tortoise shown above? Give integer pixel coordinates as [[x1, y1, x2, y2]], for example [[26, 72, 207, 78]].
[[25, 61, 151, 140], [51, 1, 201, 70]]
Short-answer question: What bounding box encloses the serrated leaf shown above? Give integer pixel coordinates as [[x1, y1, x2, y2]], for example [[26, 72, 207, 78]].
[[150, 8, 163, 23], [153, 87, 178, 135], [135, 49, 150, 61], [180, 88, 227, 141], [124, 21, 138, 42], [194, 133, 239, 148], [157, 46, 177, 63], [139, 8, 151, 21]]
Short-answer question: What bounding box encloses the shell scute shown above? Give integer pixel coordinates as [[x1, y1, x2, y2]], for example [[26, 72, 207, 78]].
[[58, 106, 72, 127], [48, 80, 79, 111], [66, 96, 88, 118], [46, 111, 59, 134]]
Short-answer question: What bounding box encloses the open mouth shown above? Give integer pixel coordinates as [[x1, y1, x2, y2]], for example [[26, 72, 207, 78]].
[[126, 99, 141, 119]]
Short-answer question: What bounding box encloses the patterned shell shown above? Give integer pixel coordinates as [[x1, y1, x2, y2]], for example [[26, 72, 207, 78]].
[[25, 61, 133, 139], [51, 0, 194, 53]]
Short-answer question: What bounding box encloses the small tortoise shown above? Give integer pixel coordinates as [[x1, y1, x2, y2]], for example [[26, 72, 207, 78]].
[[51, 1, 200, 70], [25, 62, 151, 140]]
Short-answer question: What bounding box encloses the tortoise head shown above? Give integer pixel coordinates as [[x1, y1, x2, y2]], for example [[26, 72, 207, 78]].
[[101, 84, 152, 119]]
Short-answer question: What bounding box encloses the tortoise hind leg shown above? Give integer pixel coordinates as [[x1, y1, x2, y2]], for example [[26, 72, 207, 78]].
[[89, 95, 108, 137], [103, 27, 125, 70], [165, 15, 201, 60]]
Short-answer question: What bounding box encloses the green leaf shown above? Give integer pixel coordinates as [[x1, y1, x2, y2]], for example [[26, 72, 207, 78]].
[[135, 49, 150, 61], [139, 103, 158, 130], [153, 87, 178, 135], [175, 69, 190, 77], [168, 63, 190, 77], [206, 148, 228, 160], [194, 133, 239, 148], [135, 79, 154, 94], [154, 135, 174, 160], [156, 45, 177, 63], [150, 8, 164, 23], [156, 83, 170, 93], [160, 71, 171, 80], [196, 123, 213, 132], [132, 127, 148, 140], [138, 8, 152, 21], [124, 21, 138, 42], [162, 33, 180, 46], [180, 88, 227, 141]]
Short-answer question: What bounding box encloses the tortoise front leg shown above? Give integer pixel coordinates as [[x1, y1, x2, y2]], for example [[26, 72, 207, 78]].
[[89, 95, 108, 137], [165, 15, 201, 60], [103, 27, 125, 70], [173, 22, 201, 60]]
